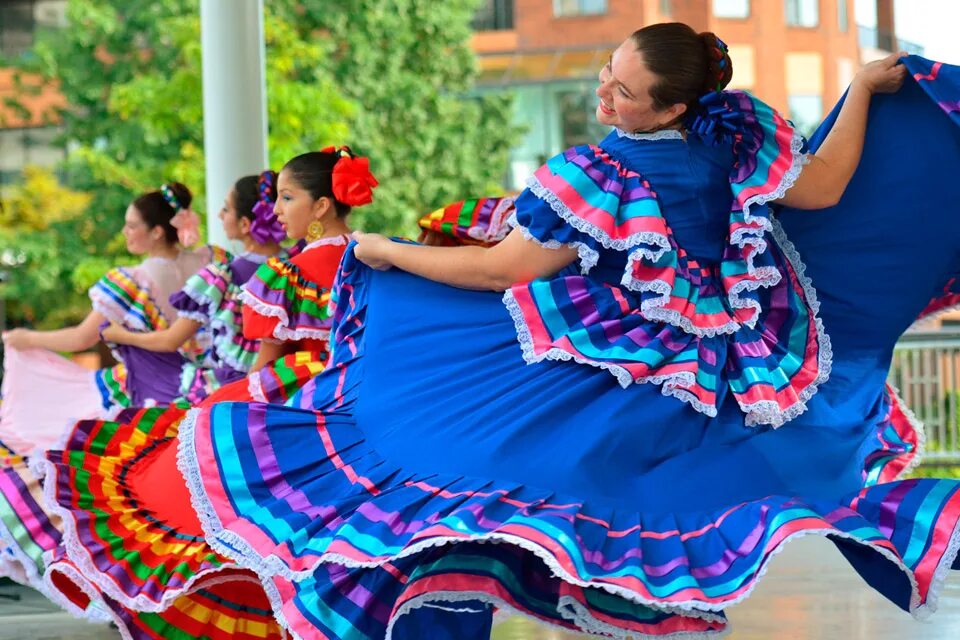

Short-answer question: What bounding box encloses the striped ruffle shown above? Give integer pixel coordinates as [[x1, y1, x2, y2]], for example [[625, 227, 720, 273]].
[[94, 363, 131, 411], [417, 197, 516, 246], [508, 93, 820, 426], [179, 249, 960, 639], [240, 258, 334, 342], [89, 267, 168, 333]]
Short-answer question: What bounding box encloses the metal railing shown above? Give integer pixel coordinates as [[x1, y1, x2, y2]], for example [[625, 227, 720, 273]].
[[889, 331, 960, 463]]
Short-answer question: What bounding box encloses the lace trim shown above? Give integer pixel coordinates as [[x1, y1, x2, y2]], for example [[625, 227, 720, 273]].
[[302, 234, 351, 252], [90, 296, 151, 333], [743, 219, 832, 428], [0, 497, 45, 593], [177, 310, 209, 323], [36, 453, 240, 613], [887, 384, 927, 480], [42, 557, 120, 625], [248, 374, 268, 403], [615, 128, 685, 142], [526, 175, 671, 257], [508, 211, 599, 274], [502, 288, 717, 417], [466, 197, 516, 243], [238, 289, 331, 343]]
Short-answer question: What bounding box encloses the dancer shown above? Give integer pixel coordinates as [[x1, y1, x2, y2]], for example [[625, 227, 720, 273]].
[[179, 26, 960, 639], [102, 171, 287, 403], [42, 148, 377, 639]]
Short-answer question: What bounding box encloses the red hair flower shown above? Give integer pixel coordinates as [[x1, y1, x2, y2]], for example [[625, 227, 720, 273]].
[[322, 146, 379, 207]]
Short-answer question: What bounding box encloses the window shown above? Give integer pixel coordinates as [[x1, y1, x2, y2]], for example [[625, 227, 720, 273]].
[[785, 0, 819, 28], [713, 0, 750, 19], [472, 0, 514, 31], [837, 0, 848, 32], [557, 89, 608, 149], [0, 1, 35, 56], [787, 95, 823, 137], [554, 0, 608, 18]]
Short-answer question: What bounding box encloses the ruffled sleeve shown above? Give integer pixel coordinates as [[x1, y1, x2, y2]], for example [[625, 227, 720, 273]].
[[240, 257, 334, 343], [504, 92, 826, 427], [88, 267, 169, 332], [417, 197, 516, 247], [512, 143, 672, 274], [169, 250, 235, 323]]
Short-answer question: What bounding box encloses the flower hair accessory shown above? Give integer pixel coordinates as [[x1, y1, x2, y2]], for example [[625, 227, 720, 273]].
[[321, 145, 379, 207], [160, 183, 183, 212], [249, 170, 286, 244], [170, 208, 200, 246]]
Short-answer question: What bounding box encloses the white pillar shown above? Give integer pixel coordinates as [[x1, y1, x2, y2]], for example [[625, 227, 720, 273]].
[[199, 0, 268, 247]]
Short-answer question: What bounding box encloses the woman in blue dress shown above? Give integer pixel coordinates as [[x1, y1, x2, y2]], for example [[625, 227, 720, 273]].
[[132, 23, 960, 638]]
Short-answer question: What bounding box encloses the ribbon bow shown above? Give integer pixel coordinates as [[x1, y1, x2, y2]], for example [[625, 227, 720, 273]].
[[684, 91, 748, 147], [170, 208, 200, 247], [249, 171, 286, 244], [322, 146, 379, 207]]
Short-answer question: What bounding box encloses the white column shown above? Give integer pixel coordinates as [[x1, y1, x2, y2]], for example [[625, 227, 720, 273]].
[[199, 0, 268, 247]]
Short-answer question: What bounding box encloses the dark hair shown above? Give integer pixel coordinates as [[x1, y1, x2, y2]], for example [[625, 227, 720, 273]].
[[233, 170, 278, 221], [131, 182, 192, 245], [281, 151, 352, 218], [630, 23, 733, 114]]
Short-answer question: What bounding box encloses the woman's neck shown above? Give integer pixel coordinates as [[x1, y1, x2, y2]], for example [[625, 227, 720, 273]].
[[242, 237, 282, 256], [322, 218, 352, 238], [148, 244, 180, 260]]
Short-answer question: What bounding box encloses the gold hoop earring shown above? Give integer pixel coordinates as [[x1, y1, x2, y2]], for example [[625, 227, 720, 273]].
[[306, 220, 325, 242]]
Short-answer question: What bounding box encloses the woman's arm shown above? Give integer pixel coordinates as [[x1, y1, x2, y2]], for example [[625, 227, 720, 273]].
[[353, 228, 579, 291], [251, 341, 285, 373], [777, 51, 908, 210], [101, 317, 201, 352], [3, 310, 106, 352]]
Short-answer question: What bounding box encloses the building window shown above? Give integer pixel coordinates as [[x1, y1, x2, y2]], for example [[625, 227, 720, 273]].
[[713, 0, 750, 19], [472, 0, 514, 31], [0, 1, 35, 56], [837, 0, 848, 32], [557, 90, 608, 149], [785, 0, 819, 28], [787, 95, 823, 137], [554, 0, 608, 18]]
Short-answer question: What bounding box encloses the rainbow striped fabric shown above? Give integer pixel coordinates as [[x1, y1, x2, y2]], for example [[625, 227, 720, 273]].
[[241, 257, 335, 342], [180, 248, 960, 639], [417, 196, 516, 246], [94, 363, 131, 411], [89, 267, 170, 333], [505, 91, 822, 426]]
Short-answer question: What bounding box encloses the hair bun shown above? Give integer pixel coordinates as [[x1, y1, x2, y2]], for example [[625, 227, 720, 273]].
[[699, 31, 733, 94]]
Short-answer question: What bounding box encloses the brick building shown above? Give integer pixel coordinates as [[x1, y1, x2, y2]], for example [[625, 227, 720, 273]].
[[472, 0, 912, 188]]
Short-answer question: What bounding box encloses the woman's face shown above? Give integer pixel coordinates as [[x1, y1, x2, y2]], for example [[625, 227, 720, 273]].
[[275, 169, 326, 240], [122, 205, 159, 255], [218, 189, 248, 241], [595, 39, 687, 133]]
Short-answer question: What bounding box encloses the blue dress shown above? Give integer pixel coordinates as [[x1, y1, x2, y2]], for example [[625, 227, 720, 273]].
[[177, 57, 960, 639]]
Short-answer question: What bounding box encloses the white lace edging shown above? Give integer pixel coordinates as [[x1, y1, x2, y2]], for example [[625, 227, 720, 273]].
[[615, 128, 685, 142], [176, 310, 210, 324], [526, 175, 671, 257], [239, 289, 331, 343], [248, 374, 268, 403], [509, 212, 599, 274], [886, 384, 927, 480], [42, 558, 120, 626], [502, 288, 717, 418], [0, 502, 45, 593], [743, 219, 832, 428], [35, 452, 241, 613]]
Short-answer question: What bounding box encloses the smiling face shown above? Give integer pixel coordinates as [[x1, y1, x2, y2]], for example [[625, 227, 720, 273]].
[[274, 168, 330, 240], [595, 40, 688, 133]]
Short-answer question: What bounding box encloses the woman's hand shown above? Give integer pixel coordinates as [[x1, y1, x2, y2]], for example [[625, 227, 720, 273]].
[[2, 328, 34, 350], [100, 322, 126, 344], [353, 231, 396, 271], [854, 51, 908, 95]]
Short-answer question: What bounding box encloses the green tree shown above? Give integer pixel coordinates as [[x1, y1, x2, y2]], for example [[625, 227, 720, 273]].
[[281, 0, 522, 233]]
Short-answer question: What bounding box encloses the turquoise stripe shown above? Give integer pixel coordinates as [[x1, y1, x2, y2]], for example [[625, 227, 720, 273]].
[[902, 481, 956, 566]]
